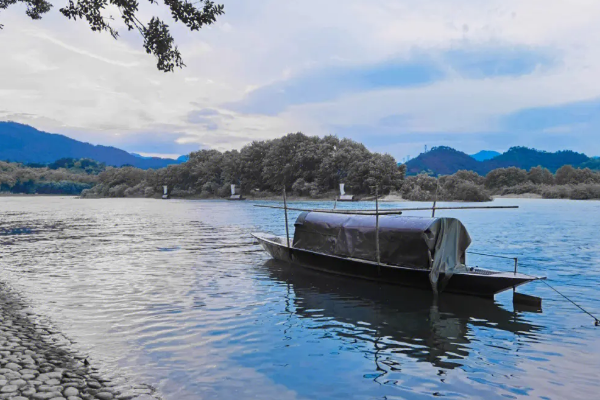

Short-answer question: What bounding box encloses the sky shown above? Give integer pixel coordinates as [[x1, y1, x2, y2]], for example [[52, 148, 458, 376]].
[[1, 0, 600, 160]]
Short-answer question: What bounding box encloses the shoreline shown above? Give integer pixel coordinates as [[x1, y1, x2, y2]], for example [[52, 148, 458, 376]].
[[0, 193, 78, 197], [0, 281, 160, 400], [491, 193, 543, 199], [4, 193, 598, 202]]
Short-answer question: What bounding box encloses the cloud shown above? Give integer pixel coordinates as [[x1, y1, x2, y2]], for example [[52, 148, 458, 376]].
[[2, 0, 600, 159], [227, 45, 553, 116], [187, 108, 221, 121]]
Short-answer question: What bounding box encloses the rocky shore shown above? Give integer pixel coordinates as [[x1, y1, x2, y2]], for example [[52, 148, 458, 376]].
[[0, 282, 159, 400]]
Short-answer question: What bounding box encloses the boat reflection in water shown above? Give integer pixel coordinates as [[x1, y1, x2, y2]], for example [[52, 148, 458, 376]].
[[263, 259, 542, 371]]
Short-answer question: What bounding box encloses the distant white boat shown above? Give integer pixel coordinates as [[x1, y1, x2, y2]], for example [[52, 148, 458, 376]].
[[337, 183, 355, 202], [228, 184, 245, 200]]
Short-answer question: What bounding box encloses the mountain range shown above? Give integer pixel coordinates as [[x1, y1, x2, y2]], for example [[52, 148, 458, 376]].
[[2, 121, 598, 176], [406, 146, 598, 176], [0, 122, 185, 169]]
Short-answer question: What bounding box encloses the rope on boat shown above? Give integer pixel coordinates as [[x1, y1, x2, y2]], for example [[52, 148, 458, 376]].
[[470, 251, 599, 326], [536, 278, 600, 326], [468, 251, 517, 261]]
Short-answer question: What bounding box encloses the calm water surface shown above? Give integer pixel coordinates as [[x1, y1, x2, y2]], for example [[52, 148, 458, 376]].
[[0, 197, 599, 399]]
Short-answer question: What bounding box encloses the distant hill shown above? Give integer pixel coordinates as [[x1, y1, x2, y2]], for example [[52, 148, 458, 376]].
[[580, 158, 600, 170], [485, 147, 589, 172], [406, 146, 594, 176], [0, 122, 186, 169], [131, 153, 154, 160], [131, 152, 186, 161], [406, 146, 485, 175], [470, 150, 500, 161]]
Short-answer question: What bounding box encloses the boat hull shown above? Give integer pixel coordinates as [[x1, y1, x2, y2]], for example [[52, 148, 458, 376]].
[[252, 234, 539, 298]]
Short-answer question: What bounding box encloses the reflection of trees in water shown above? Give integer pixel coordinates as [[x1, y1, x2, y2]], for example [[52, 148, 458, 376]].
[[265, 260, 541, 375]]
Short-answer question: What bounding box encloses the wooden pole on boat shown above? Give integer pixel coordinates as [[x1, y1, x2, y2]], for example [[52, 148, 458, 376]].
[[375, 186, 381, 272], [513, 257, 518, 294], [254, 204, 518, 214], [432, 179, 439, 218], [283, 187, 291, 249]]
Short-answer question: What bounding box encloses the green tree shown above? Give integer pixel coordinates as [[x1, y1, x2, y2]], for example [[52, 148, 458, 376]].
[[1, 0, 225, 72], [397, 164, 407, 181], [484, 167, 528, 189], [528, 166, 554, 185]]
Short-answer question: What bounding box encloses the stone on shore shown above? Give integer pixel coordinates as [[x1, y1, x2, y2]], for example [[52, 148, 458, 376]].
[[64, 387, 79, 397], [0, 384, 18, 392]]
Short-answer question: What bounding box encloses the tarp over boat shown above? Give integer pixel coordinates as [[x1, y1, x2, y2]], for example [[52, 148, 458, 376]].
[[293, 212, 471, 291]]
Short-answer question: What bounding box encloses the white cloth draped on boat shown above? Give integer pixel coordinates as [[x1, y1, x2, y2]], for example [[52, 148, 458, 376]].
[[430, 218, 469, 293]]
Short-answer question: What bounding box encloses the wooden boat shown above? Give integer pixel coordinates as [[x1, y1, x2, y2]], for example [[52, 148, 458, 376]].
[[252, 197, 543, 299]]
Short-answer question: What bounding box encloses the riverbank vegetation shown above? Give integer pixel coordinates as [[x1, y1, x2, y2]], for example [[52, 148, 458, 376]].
[[0, 159, 100, 194], [2, 133, 600, 201], [399, 165, 600, 201]]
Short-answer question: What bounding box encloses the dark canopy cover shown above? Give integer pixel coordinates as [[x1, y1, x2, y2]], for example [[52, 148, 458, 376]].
[[293, 212, 471, 286]]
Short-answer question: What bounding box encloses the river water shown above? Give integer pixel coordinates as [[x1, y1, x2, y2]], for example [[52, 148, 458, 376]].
[[0, 197, 599, 399]]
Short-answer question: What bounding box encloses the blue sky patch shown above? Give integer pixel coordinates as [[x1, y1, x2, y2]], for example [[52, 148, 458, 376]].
[[501, 98, 600, 132], [443, 46, 554, 79]]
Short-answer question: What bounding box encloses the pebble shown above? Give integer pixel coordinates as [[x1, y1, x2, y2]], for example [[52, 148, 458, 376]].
[[0, 384, 17, 392], [22, 387, 37, 395], [5, 362, 21, 371], [64, 387, 79, 397], [4, 371, 21, 380], [33, 393, 61, 399], [95, 393, 114, 400], [87, 381, 102, 389], [10, 378, 27, 387], [21, 368, 39, 375]]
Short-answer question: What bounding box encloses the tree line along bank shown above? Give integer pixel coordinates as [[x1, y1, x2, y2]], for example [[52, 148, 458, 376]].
[[1, 133, 599, 200]]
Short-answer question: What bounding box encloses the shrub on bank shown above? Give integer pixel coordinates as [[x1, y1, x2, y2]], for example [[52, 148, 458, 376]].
[[484, 167, 528, 189], [498, 182, 543, 196], [541, 184, 600, 199], [401, 172, 491, 202], [450, 181, 491, 202], [402, 186, 435, 201]]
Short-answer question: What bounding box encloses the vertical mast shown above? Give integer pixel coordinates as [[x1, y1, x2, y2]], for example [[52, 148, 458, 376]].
[[283, 187, 290, 249], [432, 179, 439, 218], [375, 186, 381, 270]]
